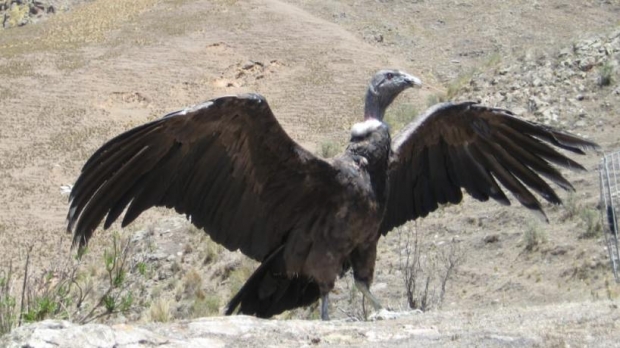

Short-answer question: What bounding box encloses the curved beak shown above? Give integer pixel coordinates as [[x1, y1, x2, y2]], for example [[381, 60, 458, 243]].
[[403, 73, 422, 88]]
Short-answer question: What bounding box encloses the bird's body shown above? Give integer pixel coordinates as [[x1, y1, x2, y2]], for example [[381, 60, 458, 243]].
[[226, 120, 392, 319], [66, 70, 598, 320]]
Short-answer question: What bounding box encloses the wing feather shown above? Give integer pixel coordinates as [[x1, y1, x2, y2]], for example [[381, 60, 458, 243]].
[[67, 94, 342, 261], [380, 102, 597, 235], [68, 125, 167, 231], [495, 123, 588, 170], [122, 143, 184, 226], [104, 143, 184, 229], [477, 136, 561, 204], [427, 144, 450, 205], [492, 130, 574, 191], [452, 146, 509, 203], [75, 144, 167, 244], [467, 141, 545, 218]]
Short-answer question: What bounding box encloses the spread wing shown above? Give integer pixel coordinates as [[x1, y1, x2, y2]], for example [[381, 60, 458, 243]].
[[380, 102, 598, 235], [67, 94, 343, 261]]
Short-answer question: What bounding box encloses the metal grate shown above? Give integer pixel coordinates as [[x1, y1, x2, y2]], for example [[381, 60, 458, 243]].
[[600, 150, 620, 283]]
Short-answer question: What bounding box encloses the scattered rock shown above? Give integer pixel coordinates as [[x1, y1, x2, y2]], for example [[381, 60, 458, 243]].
[[454, 29, 619, 130], [0, 0, 64, 29], [484, 234, 500, 244], [548, 245, 571, 256], [577, 56, 596, 71], [368, 308, 421, 321], [241, 60, 262, 70]]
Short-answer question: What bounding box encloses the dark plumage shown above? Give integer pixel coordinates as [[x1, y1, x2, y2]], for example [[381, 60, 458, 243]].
[[67, 70, 598, 320]]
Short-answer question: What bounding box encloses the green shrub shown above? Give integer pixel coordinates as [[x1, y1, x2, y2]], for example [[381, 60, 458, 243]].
[[320, 141, 339, 158], [598, 62, 614, 87]]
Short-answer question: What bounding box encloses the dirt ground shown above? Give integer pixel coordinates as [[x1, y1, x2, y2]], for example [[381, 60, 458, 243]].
[[1, 0, 620, 342]]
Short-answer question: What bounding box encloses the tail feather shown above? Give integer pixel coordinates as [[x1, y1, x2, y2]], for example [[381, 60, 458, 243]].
[[225, 246, 320, 318]]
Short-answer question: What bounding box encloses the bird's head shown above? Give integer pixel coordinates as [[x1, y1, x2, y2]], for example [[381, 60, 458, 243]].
[[365, 69, 422, 121], [347, 118, 391, 169]]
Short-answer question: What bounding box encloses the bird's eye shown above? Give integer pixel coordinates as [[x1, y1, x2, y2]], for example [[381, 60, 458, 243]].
[[386, 72, 394, 80]]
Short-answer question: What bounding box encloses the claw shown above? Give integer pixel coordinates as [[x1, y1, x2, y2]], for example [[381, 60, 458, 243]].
[[354, 280, 383, 311]]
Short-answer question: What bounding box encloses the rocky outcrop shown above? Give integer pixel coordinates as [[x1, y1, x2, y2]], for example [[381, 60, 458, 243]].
[[0, 0, 77, 29], [3, 301, 620, 347], [454, 28, 619, 132]]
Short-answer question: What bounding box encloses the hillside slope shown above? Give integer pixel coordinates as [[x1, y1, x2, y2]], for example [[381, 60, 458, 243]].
[[0, 0, 619, 342]]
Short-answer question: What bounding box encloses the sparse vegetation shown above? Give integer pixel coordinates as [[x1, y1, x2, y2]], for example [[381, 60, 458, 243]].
[[319, 140, 339, 158], [0, 262, 17, 335], [228, 260, 254, 296], [486, 52, 503, 69], [149, 298, 171, 323], [181, 268, 204, 299], [137, 262, 147, 277], [597, 62, 614, 87], [200, 235, 225, 265], [561, 192, 603, 238], [384, 104, 418, 132], [562, 191, 580, 220], [445, 69, 477, 100], [4, 3, 29, 29], [605, 277, 619, 300], [0, 0, 161, 57], [190, 294, 221, 318], [523, 221, 547, 251], [398, 223, 464, 311], [426, 93, 446, 108], [0, 233, 143, 335], [579, 208, 602, 238]]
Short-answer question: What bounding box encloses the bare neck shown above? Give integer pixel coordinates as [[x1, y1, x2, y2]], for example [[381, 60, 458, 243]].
[[364, 89, 386, 120]]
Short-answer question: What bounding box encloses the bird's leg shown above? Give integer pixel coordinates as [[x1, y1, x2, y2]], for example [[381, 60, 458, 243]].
[[354, 279, 383, 311], [320, 294, 330, 321], [350, 239, 384, 312], [317, 280, 335, 321]]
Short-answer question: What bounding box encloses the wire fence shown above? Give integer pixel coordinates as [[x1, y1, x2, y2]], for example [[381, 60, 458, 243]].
[[599, 150, 620, 283]]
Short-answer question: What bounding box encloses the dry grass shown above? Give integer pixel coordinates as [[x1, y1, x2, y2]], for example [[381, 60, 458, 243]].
[[562, 191, 580, 221], [0, 232, 144, 335], [579, 208, 602, 239], [445, 70, 477, 100], [181, 268, 204, 299], [598, 62, 614, 87], [190, 294, 220, 318], [0, 59, 34, 78], [228, 260, 255, 296], [148, 298, 171, 323], [0, 0, 159, 57], [398, 224, 465, 312], [200, 236, 225, 265], [560, 192, 602, 238], [384, 103, 418, 133], [523, 221, 548, 251], [319, 140, 340, 158]]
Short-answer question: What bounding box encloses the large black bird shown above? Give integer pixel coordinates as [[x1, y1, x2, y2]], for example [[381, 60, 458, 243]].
[[67, 70, 597, 320]]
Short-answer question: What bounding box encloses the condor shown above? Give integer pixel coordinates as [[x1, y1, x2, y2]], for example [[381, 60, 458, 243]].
[[67, 70, 597, 320]]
